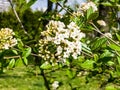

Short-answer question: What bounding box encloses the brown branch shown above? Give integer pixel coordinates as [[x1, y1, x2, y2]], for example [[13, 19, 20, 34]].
[[3, 55, 20, 59], [57, 2, 75, 17], [8, 0, 28, 35], [90, 22, 120, 47]]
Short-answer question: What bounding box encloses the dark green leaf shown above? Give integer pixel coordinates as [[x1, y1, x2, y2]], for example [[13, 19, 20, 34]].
[[90, 37, 107, 50], [87, 7, 94, 20], [100, 50, 114, 59], [87, 12, 99, 20], [8, 59, 15, 68]]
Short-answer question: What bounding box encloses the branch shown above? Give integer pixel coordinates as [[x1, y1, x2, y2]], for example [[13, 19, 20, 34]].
[[8, 0, 28, 35], [57, 2, 75, 17], [90, 22, 120, 47], [3, 55, 20, 59]]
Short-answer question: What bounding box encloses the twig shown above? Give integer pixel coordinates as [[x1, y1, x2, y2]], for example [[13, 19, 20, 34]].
[[8, 0, 28, 35], [90, 22, 120, 47], [81, 51, 93, 58], [3, 55, 20, 59], [57, 2, 75, 17], [12, 47, 41, 58]]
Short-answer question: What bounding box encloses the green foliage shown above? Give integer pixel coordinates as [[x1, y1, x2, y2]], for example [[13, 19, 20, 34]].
[[1, 0, 120, 89]]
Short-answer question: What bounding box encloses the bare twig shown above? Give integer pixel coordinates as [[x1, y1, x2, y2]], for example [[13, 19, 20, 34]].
[[4, 55, 20, 59], [90, 22, 120, 47], [8, 0, 28, 35], [57, 2, 75, 17], [81, 51, 93, 58]]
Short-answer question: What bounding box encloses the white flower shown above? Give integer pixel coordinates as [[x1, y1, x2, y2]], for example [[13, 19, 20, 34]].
[[63, 52, 70, 58], [56, 46, 63, 55], [104, 33, 112, 38], [72, 53, 78, 59], [52, 81, 59, 90], [0, 28, 17, 50], [81, 1, 98, 12], [97, 20, 106, 26], [67, 22, 79, 30], [39, 20, 85, 63], [3, 43, 9, 49]]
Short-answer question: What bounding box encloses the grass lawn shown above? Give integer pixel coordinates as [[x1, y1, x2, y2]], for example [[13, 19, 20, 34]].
[[0, 66, 46, 90]]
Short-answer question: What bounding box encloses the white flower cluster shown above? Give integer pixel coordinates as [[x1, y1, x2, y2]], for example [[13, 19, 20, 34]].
[[0, 28, 17, 50], [81, 1, 98, 12], [39, 20, 85, 63], [73, 1, 98, 16]]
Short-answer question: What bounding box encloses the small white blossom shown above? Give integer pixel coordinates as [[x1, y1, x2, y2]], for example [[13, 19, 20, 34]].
[[52, 81, 59, 90], [104, 33, 112, 38], [81, 2, 98, 12], [56, 46, 63, 55], [73, 1, 98, 17], [3, 43, 9, 49], [97, 20, 106, 26]]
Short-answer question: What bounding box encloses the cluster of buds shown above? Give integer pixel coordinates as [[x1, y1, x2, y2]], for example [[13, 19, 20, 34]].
[[39, 20, 85, 63], [0, 28, 17, 51], [73, 1, 98, 16]]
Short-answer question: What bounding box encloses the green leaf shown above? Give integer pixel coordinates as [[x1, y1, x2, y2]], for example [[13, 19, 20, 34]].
[[93, 54, 99, 61], [21, 0, 37, 12], [22, 47, 31, 58], [8, 59, 15, 68], [90, 37, 107, 50], [109, 43, 120, 51], [15, 58, 24, 67], [87, 7, 99, 20], [17, 39, 24, 50], [100, 50, 114, 59], [66, 69, 76, 79], [116, 33, 120, 41], [50, 0, 62, 3], [87, 7, 94, 20], [117, 56, 120, 65], [12, 50, 18, 55], [22, 57, 28, 65], [101, 2, 113, 6], [88, 12, 99, 20], [40, 62, 52, 69], [81, 60, 94, 70], [82, 43, 92, 54], [50, 0, 57, 2]]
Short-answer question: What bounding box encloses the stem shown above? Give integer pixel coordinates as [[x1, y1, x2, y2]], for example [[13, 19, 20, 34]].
[[3, 55, 20, 59], [81, 51, 93, 58], [8, 0, 28, 35], [57, 2, 75, 17], [90, 22, 120, 47]]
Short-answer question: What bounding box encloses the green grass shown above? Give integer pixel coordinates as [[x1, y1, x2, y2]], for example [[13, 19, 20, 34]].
[[0, 66, 46, 90]]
